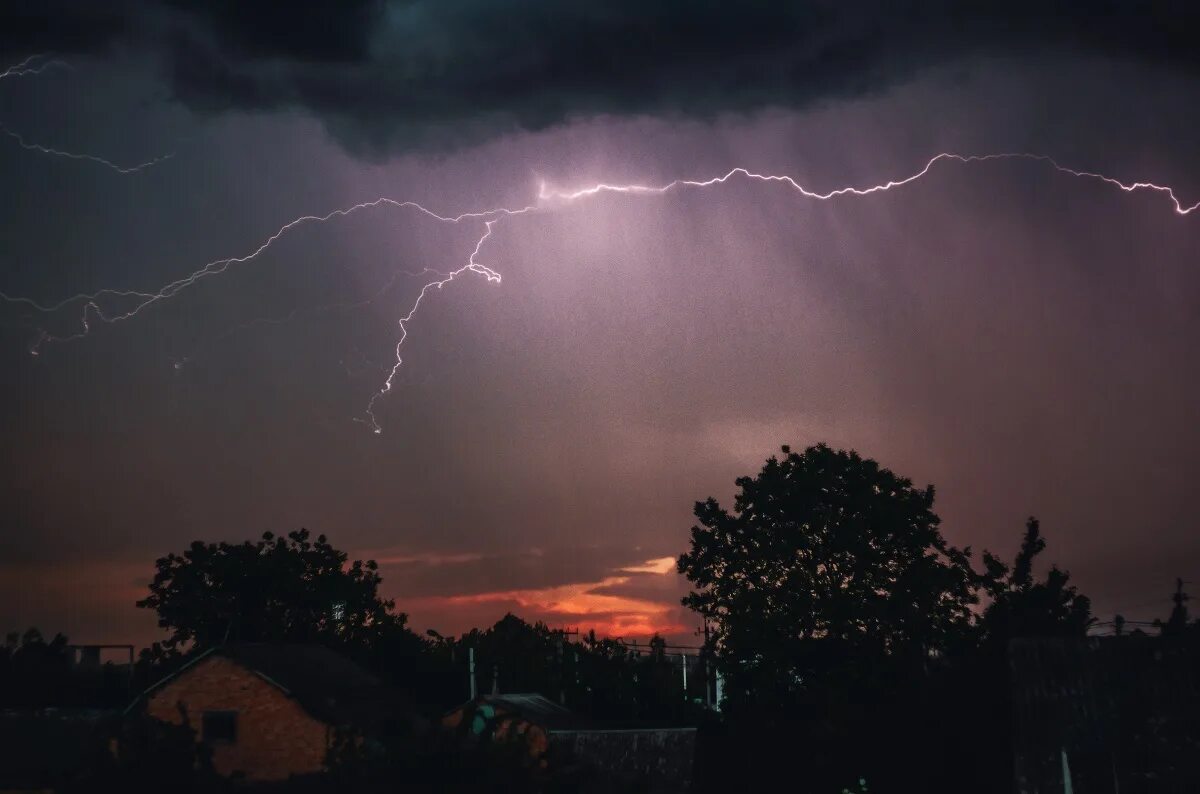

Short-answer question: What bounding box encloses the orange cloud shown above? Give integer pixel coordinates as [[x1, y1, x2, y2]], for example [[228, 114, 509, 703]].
[[408, 557, 687, 638], [618, 556, 677, 575], [444, 575, 664, 615]]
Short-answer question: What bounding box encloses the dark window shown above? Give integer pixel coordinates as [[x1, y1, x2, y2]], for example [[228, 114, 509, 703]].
[[202, 710, 238, 744]]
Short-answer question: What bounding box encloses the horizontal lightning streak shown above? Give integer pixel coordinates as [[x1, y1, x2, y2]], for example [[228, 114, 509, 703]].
[[1, 54, 171, 174], [539, 152, 1200, 216], [0, 54, 69, 80], [3, 151, 1196, 432], [0, 126, 174, 174]]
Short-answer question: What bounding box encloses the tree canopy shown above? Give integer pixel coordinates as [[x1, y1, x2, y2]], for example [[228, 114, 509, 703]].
[[137, 529, 413, 655], [677, 443, 1102, 718], [677, 444, 979, 702], [428, 614, 703, 723], [979, 517, 1093, 646]]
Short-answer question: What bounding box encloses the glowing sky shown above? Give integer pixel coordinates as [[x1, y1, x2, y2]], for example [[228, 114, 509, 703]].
[[3, 3, 1200, 645]]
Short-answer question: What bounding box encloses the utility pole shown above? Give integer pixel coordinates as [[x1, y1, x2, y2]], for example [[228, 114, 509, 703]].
[[1157, 578, 1192, 636], [553, 627, 579, 705], [680, 652, 688, 694], [468, 647, 477, 700], [696, 619, 712, 707], [557, 636, 565, 704], [1170, 578, 1191, 629]]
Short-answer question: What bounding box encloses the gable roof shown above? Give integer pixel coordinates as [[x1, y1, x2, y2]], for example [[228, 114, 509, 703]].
[[223, 643, 381, 698], [130, 643, 414, 730]]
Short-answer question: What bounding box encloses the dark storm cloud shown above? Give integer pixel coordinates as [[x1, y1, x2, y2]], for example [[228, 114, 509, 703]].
[[162, 0, 383, 62], [0, 2, 130, 56], [4, 1, 1200, 154]]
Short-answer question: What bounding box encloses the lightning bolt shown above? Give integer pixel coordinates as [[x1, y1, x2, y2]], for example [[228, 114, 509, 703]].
[[362, 220, 505, 433], [538, 152, 1200, 216], [0, 54, 172, 174], [3, 151, 1196, 433], [0, 53, 69, 79], [0, 126, 174, 174]]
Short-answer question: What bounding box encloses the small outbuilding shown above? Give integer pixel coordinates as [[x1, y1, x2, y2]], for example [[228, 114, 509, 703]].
[[442, 693, 696, 789], [442, 692, 577, 764]]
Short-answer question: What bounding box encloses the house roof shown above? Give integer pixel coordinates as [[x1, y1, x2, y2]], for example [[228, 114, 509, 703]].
[[224, 643, 380, 697], [130, 643, 416, 731], [468, 693, 585, 731]]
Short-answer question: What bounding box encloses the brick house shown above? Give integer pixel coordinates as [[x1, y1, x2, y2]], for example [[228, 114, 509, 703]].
[[127, 643, 418, 781]]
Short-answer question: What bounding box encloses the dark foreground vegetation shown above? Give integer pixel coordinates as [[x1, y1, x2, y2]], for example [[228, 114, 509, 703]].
[[3, 444, 1198, 792]]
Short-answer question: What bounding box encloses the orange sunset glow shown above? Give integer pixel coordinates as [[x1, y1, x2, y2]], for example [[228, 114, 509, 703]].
[[399, 556, 688, 638]]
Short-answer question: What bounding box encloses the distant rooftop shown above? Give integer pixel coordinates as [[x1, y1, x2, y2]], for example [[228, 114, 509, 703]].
[[447, 692, 588, 731]]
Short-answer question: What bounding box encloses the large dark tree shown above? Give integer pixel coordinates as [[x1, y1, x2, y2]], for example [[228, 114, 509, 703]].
[[137, 529, 414, 655], [677, 444, 979, 706]]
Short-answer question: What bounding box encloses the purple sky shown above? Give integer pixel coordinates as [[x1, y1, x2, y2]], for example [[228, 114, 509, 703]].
[[3, 20, 1200, 645]]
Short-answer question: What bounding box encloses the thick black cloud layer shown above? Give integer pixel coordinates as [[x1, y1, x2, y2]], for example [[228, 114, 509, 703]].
[[4, 1, 1199, 153], [0, 1, 132, 55]]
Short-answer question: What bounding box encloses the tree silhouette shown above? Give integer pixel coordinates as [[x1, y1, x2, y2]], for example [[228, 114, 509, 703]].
[[425, 615, 697, 723], [0, 629, 70, 707], [677, 445, 1109, 793], [137, 529, 415, 656], [677, 443, 979, 709], [455, 614, 570, 700], [1153, 577, 1191, 636], [979, 517, 1093, 646]]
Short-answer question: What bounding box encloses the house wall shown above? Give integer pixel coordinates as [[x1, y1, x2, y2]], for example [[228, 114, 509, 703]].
[[145, 655, 329, 781]]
